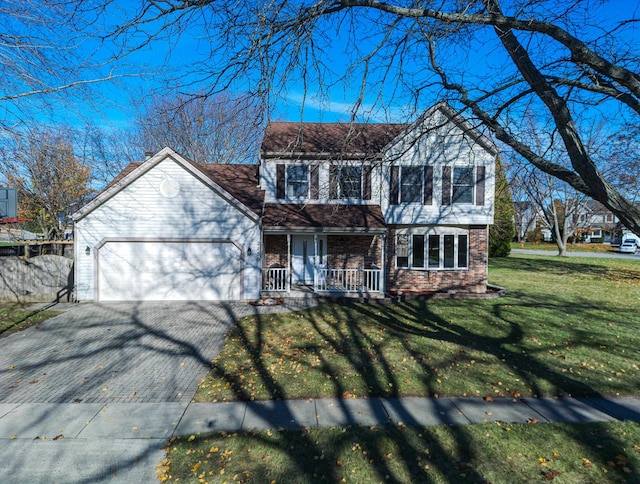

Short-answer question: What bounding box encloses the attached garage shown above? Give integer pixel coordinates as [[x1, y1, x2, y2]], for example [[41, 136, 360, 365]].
[[73, 148, 264, 302], [97, 240, 242, 301]]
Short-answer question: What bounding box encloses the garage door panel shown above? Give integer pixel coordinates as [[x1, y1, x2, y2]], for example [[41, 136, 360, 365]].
[[97, 241, 241, 301]]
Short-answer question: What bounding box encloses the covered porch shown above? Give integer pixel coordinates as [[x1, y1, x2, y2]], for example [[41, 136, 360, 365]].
[[260, 204, 387, 297]]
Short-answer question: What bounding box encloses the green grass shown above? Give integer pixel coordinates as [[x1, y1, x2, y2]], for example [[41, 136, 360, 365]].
[[161, 421, 640, 483], [512, 241, 617, 253], [0, 303, 60, 338], [196, 255, 640, 402], [170, 255, 640, 482]]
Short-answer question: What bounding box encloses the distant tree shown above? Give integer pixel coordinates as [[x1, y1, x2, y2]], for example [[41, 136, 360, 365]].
[[131, 92, 264, 164], [1, 129, 92, 239], [509, 160, 587, 256], [489, 156, 515, 257]]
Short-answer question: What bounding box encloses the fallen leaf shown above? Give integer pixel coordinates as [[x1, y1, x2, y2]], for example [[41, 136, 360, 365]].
[[53, 434, 64, 441]]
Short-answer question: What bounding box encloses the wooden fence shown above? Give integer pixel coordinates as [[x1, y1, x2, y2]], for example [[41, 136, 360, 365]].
[[0, 255, 73, 303]]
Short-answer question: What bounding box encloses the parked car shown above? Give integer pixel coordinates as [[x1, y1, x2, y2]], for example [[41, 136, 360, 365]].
[[619, 240, 638, 254]]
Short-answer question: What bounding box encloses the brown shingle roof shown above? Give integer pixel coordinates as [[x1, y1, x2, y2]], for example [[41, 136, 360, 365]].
[[196, 163, 263, 215], [263, 203, 386, 232], [261, 122, 406, 156]]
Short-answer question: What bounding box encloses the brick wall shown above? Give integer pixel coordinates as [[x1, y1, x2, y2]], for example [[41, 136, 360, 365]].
[[327, 235, 382, 269], [385, 226, 488, 293], [263, 234, 383, 269], [264, 235, 288, 267]]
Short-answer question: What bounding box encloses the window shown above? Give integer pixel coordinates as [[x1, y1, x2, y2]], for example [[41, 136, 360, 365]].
[[396, 234, 409, 268], [412, 235, 424, 267], [401, 167, 422, 203], [397, 230, 469, 270], [428, 234, 440, 268], [452, 167, 474, 204], [287, 165, 309, 198], [457, 235, 468, 268], [338, 166, 362, 198]]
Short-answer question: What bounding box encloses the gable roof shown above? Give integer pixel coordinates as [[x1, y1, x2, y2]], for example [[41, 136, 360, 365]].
[[260, 103, 497, 161], [73, 147, 263, 221], [263, 203, 386, 233], [261, 122, 407, 158]]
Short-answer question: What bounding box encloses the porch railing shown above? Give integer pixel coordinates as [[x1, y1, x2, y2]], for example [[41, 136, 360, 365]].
[[262, 267, 289, 292], [314, 268, 382, 294]]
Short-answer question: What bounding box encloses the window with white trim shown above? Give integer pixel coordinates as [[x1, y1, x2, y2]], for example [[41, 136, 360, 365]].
[[400, 166, 422, 203], [338, 166, 362, 199], [286, 165, 309, 198], [396, 230, 469, 270], [452, 167, 474, 204]]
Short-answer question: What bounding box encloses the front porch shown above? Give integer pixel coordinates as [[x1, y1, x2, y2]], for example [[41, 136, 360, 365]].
[[261, 233, 386, 297]]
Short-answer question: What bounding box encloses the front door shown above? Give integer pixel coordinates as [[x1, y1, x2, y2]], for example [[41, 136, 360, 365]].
[[292, 235, 326, 285]]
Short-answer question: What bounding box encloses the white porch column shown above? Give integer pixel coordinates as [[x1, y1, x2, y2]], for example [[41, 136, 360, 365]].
[[380, 233, 386, 294], [287, 233, 291, 293], [313, 233, 319, 292]]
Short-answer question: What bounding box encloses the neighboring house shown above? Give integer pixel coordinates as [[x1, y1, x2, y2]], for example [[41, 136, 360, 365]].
[[73, 102, 496, 302], [573, 200, 619, 243]]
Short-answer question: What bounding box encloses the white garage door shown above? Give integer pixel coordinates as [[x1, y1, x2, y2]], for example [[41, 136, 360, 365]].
[[97, 241, 242, 301]]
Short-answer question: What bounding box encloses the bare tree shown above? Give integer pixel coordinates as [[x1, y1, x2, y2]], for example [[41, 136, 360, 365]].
[[510, 160, 588, 256], [131, 92, 264, 164], [0, 1, 135, 130], [85, 0, 640, 233]]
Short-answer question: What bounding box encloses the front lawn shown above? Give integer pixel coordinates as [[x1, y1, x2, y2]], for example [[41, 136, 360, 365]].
[[161, 421, 640, 483], [196, 255, 640, 402], [167, 255, 640, 482], [0, 303, 60, 338]]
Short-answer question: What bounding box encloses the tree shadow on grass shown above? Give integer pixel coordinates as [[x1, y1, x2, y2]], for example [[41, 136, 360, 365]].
[[189, 280, 639, 482]]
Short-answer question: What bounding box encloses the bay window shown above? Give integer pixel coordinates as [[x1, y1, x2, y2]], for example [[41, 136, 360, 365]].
[[396, 229, 469, 270]]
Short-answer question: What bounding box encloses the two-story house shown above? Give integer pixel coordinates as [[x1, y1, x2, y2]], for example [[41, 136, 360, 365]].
[[73, 102, 496, 302]]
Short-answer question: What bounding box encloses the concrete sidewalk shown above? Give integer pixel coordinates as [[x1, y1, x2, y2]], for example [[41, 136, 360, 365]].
[[2, 396, 640, 483]]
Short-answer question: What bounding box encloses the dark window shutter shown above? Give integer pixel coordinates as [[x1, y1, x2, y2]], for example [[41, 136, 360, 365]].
[[475, 166, 486, 206], [276, 164, 285, 199], [442, 166, 452, 205], [363, 165, 372, 200], [423, 166, 433, 205], [310, 165, 319, 200], [390, 166, 399, 205], [329, 165, 338, 199]]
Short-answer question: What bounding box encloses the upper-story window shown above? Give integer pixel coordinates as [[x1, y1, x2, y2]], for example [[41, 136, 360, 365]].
[[452, 167, 474, 204], [338, 166, 362, 199], [287, 165, 309, 198], [329, 164, 371, 200], [390, 165, 434, 205], [400, 167, 422, 203], [442, 166, 485, 206], [276, 163, 319, 200]]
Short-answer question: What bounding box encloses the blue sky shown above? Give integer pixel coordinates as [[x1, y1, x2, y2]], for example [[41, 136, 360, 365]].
[[10, 0, 640, 134]]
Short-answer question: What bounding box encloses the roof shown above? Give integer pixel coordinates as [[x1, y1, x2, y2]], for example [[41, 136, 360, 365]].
[[196, 164, 263, 215], [261, 122, 407, 157], [73, 148, 263, 221], [262, 203, 386, 233]]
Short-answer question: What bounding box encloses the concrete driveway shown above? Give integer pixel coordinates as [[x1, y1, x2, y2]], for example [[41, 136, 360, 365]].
[[0, 301, 256, 404], [0, 300, 315, 483]]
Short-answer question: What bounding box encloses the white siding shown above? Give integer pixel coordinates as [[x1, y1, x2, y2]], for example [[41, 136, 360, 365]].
[[381, 109, 495, 226], [75, 157, 261, 301]]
